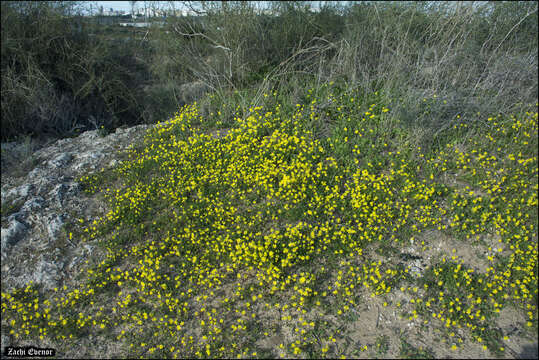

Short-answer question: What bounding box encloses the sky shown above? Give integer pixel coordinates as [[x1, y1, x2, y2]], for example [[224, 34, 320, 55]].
[[91, 1, 328, 14], [92, 1, 161, 13], [95, 1, 132, 12], [88, 1, 197, 15]]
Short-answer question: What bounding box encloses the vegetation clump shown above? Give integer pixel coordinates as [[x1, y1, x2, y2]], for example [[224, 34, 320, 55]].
[[2, 84, 537, 358], [1, 1, 537, 358]]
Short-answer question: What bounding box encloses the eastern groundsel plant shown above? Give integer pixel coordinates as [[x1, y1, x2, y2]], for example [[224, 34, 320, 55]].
[[1, 86, 537, 358]]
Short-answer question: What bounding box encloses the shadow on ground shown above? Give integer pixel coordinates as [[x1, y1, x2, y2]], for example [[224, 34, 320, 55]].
[[519, 343, 538, 359]]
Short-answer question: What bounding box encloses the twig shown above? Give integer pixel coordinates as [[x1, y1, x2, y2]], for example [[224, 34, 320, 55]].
[[492, 5, 538, 56], [173, 22, 226, 50], [139, 29, 149, 46], [473, 5, 538, 93]]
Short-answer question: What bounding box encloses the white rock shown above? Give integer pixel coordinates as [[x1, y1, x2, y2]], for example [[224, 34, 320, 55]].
[[4, 183, 34, 199], [6, 211, 25, 223], [32, 255, 64, 291], [48, 153, 73, 168], [1, 333, 10, 349], [50, 183, 68, 206], [1, 123, 151, 292], [47, 214, 65, 239], [79, 129, 99, 139], [409, 259, 424, 278], [28, 167, 45, 179], [73, 151, 105, 171], [21, 196, 45, 212], [1, 220, 27, 247], [49, 182, 79, 207]]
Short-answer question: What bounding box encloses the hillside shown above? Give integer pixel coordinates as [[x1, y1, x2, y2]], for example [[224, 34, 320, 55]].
[[2, 87, 537, 358], [1, 1, 537, 359]]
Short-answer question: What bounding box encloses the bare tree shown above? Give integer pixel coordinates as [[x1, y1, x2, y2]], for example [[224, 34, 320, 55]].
[[129, 1, 137, 17], [147, 1, 162, 18]]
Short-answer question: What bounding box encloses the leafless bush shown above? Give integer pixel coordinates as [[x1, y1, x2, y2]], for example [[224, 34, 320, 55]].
[[1, 1, 150, 141], [323, 1, 537, 129]]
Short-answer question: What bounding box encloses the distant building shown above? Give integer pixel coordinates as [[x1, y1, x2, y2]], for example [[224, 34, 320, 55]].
[[170, 9, 200, 17], [119, 22, 165, 28]]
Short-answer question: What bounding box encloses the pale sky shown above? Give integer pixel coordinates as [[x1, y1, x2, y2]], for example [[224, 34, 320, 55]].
[[89, 1, 190, 14], [91, 1, 327, 14], [95, 1, 132, 12], [93, 1, 161, 13]]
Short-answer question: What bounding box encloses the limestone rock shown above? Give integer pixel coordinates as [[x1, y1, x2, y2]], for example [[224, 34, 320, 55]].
[[399, 246, 426, 278], [73, 150, 105, 172], [47, 214, 66, 239], [48, 152, 73, 168], [49, 182, 80, 207], [33, 254, 64, 291], [1, 220, 27, 247], [1, 123, 150, 292], [2, 183, 34, 202], [21, 196, 45, 212], [1, 333, 11, 350]]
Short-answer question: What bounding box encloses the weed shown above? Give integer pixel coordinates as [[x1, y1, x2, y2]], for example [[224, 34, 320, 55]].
[[1, 81, 536, 359], [375, 334, 390, 355]]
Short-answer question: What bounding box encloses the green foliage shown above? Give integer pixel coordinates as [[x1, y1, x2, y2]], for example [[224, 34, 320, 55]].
[[1, 1, 150, 141], [2, 79, 538, 358], [375, 334, 390, 355], [399, 337, 435, 359], [2, 1, 537, 147], [1, 2, 537, 358]]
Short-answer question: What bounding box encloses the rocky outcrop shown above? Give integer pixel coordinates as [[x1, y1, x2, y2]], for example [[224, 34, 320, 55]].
[[1, 125, 150, 292]]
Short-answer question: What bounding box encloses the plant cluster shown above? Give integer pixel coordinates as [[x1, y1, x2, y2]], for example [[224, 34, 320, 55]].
[[2, 1, 536, 148], [2, 84, 536, 358]]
